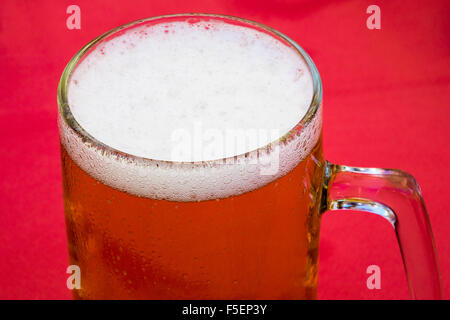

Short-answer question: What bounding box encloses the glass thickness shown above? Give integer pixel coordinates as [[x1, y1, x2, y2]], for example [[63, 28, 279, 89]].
[[58, 14, 442, 299]]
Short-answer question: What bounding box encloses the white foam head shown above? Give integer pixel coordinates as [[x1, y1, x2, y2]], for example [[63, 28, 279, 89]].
[[59, 17, 322, 201]]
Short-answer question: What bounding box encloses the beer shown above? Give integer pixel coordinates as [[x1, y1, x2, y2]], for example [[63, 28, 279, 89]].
[[59, 16, 324, 299]]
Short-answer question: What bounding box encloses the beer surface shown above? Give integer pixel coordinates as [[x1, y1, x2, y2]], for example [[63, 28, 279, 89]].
[[61, 19, 321, 200]]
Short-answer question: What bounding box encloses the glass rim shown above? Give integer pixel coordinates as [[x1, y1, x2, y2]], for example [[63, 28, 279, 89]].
[[57, 13, 323, 166]]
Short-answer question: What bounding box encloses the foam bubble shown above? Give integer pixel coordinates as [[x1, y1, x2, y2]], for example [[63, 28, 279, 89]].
[[60, 19, 321, 201]]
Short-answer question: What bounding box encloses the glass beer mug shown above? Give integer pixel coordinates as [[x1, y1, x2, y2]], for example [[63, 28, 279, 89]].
[[57, 14, 442, 299]]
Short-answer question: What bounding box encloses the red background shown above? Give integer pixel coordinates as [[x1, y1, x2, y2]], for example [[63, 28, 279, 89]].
[[0, 0, 448, 299]]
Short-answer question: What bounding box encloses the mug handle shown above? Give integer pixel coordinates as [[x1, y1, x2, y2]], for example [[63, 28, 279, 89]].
[[321, 161, 443, 299]]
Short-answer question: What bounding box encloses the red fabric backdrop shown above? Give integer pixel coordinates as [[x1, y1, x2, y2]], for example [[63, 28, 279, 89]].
[[0, 0, 448, 299]]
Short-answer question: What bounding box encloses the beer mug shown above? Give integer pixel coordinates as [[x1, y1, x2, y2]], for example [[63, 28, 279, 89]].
[[57, 14, 442, 299]]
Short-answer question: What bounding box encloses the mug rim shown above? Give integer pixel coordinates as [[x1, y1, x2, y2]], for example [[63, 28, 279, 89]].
[[57, 13, 323, 166]]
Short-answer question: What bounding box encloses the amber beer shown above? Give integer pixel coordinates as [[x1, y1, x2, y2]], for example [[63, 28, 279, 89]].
[[61, 140, 324, 299], [59, 15, 325, 299]]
